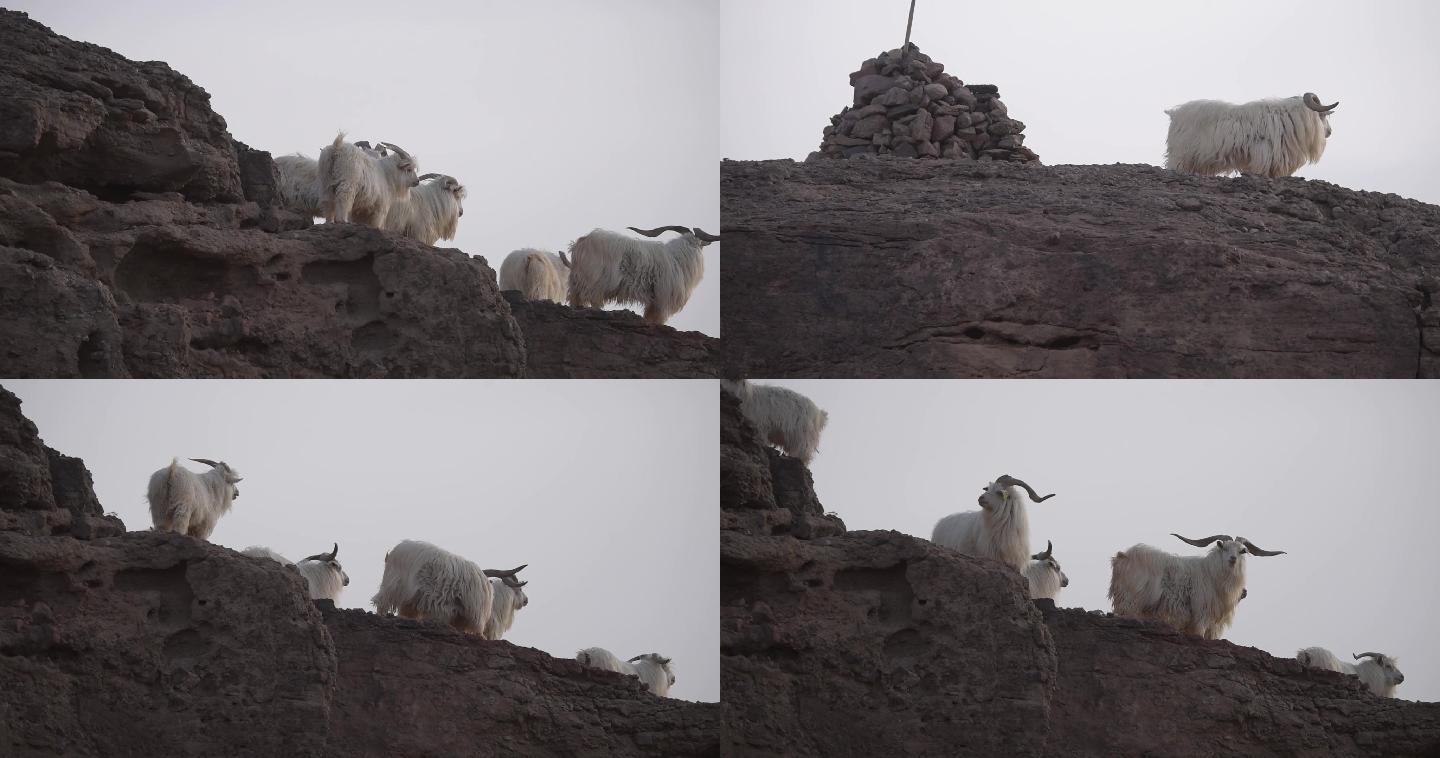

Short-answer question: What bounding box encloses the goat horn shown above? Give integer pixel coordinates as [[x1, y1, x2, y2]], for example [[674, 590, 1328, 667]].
[[627, 225, 693, 238], [1238, 537, 1286, 557], [354, 140, 372, 150], [482, 564, 527, 578], [628, 655, 645, 662], [189, 458, 219, 467], [1031, 540, 1053, 561], [1171, 533, 1231, 548], [416, 173, 442, 181], [994, 475, 1056, 502], [1302, 92, 1339, 113], [378, 142, 411, 159], [693, 227, 721, 243], [502, 576, 527, 589], [1354, 652, 1383, 660], [558, 251, 572, 268], [302, 543, 339, 563]]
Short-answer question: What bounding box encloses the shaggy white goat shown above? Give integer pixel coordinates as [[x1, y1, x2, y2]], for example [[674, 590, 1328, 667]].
[[371, 539, 526, 638], [316, 132, 419, 226], [275, 154, 322, 218], [931, 476, 1057, 573], [1296, 648, 1405, 698], [1164, 92, 1339, 178], [576, 647, 676, 697], [241, 543, 350, 601], [562, 225, 718, 325], [482, 575, 530, 640], [721, 379, 829, 464], [498, 248, 570, 302], [146, 458, 242, 540], [1109, 533, 1286, 639], [1022, 540, 1068, 600], [382, 173, 466, 245]]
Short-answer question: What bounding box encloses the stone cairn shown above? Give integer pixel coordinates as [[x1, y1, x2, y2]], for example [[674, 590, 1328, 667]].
[[810, 44, 1039, 163]]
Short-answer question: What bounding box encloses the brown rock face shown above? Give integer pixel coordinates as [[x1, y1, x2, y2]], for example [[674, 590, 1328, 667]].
[[0, 389, 719, 756], [504, 292, 719, 378], [721, 159, 1440, 378], [0, 9, 716, 378], [718, 388, 1440, 756]]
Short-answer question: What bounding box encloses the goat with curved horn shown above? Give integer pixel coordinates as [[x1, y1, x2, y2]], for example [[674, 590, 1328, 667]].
[[565, 224, 712, 324], [303, 543, 339, 563], [148, 458, 243, 540], [1112, 533, 1285, 639], [932, 475, 1060, 573], [1165, 91, 1339, 177]]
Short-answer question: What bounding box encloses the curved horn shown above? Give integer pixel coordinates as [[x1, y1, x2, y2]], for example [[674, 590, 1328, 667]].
[[302, 543, 339, 563], [1354, 652, 1384, 661], [189, 458, 219, 467], [416, 173, 442, 181], [1171, 533, 1231, 548], [995, 475, 1056, 502], [628, 655, 645, 663], [1031, 540, 1053, 562], [378, 142, 411, 160], [626, 225, 693, 238], [692, 227, 721, 243], [482, 564, 527, 578], [558, 250, 572, 268], [1238, 537, 1286, 557], [502, 575, 527, 589], [354, 140, 372, 150], [1302, 92, 1339, 113]]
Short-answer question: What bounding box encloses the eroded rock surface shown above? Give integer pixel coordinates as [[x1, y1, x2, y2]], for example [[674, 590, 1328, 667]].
[[721, 158, 1440, 378], [504, 292, 718, 378]]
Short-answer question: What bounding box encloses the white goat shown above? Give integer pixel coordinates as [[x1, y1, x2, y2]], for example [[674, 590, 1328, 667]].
[[382, 173, 466, 245], [1022, 540, 1068, 600], [498, 248, 570, 302], [576, 647, 676, 697], [146, 458, 242, 541], [562, 225, 718, 325], [241, 543, 350, 601], [1164, 92, 1339, 178], [371, 539, 526, 639], [482, 575, 530, 640], [721, 379, 829, 464], [1296, 648, 1404, 698], [1109, 533, 1286, 639], [316, 132, 419, 226], [275, 154, 322, 218], [931, 476, 1057, 573]]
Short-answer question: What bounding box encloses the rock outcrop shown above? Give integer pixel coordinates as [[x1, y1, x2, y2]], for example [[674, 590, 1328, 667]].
[[811, 45, 1038, 164], [719, 387, 1440, 756], [0, 385, 719, 756], [503, 292, 719, 378], [721, 158, 1440, 378], [0, 9, 715, 378]]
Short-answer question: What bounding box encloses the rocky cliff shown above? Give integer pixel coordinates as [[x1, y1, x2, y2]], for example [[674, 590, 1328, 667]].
[[0, 9, 715, 378], [720, 158, 1440, 378], [719, 388, 1440, 756], [0, 386, 719, 756]]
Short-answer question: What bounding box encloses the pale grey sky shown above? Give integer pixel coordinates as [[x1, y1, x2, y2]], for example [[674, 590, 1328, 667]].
[[13, 0, 720, 336], [5, 380, 719, 702], [759, 379, 1440, 703], [721, 0, 1440, 205]]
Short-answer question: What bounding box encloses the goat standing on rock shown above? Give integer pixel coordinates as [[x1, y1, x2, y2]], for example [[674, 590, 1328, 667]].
[[242, 543, 350, 602], [562, 225, 717, 325], [722, 379, 829, 464], [498, 248, 570, 302], [146, 457, 241, 540], [576, 647, 676, 697], [1109, 533, 1285, 639], [317, 132, 420, 226], [371, 540, 528, 640], [1296, 648, 1405, 697], [1164, 92, 1339, 178], [382, 173, 466, 246], [1022, 540, 1068, 600], [931, 475, 1057, 573]]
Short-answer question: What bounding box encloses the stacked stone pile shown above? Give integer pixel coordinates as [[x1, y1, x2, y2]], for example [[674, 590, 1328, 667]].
[[811, 44, 1039, 163]]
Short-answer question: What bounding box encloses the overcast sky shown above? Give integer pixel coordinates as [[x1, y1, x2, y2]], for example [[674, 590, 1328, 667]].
[[5, 380, 719, 702], [720, 0, 1440, 205], [11, 0, 720, 336], [754, 379, 1440, 703]]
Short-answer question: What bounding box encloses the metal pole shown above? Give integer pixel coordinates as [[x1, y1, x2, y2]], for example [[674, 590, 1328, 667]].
[[902, 0, 916, 60]]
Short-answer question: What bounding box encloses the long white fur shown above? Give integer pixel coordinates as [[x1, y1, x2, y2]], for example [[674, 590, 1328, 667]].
[[1164, 95, 1332, 178], [1296, 647, 1404, 698], [240, 546, 349, 601], [146, 458, 241, 541], [316, 131, 419, 226], [498, 249, 570, 302], [722, 379, 829, 464], [576, 647, 676, 697], [1108, 538, 1257, 639], [371, 539, 493, 636], [275, 154, 322, 218], [382, 175, 465, 245], [565, 229, 706, 325], [482, 577, 529, 640], [931, 481, 1035, 573], [1022, 549, 1068, 601]]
